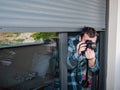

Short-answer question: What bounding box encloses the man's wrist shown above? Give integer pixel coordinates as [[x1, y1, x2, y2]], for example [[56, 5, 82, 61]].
[[88, 57, 95, 61], [88, 58, 96, 67]]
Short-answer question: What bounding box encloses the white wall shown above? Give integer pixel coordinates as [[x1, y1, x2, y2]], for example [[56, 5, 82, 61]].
[[106, 0, 120, 90], [114, 0, 120, 89]]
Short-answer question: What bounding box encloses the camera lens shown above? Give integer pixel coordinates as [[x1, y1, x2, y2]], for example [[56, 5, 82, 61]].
[[85, 40, 96, 50], [91, 43, 96, 49]]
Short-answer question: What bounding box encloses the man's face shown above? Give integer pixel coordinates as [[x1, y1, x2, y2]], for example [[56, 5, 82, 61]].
[[81, 33, 97, 43]]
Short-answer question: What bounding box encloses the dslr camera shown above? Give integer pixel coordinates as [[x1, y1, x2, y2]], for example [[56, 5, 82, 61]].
[[85, 40, 96, 50], [74, 39, 96, 51], [80, 40, 96, 54]]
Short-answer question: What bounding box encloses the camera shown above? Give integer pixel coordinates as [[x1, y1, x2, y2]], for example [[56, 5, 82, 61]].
[[85, 40, 96, 50], [79, 40, 96, 54]]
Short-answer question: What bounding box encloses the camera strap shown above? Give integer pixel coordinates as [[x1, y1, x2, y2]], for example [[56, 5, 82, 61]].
[[81, 59, 89, 88], [76, 58, 89, 88]]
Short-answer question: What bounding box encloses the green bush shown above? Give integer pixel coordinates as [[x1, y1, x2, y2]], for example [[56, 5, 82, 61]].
[[31, 32, 57, 40]]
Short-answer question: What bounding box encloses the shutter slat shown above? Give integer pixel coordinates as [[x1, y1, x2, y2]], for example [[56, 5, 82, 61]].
[[0, 0, 106, 29]]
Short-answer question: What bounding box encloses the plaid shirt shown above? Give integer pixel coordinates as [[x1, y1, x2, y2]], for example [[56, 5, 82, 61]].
[[54, 35, 99, 90], [67, 35, 99, 90]]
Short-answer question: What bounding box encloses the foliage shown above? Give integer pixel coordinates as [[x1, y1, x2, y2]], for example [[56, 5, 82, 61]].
[[31, 32, 57, 40]]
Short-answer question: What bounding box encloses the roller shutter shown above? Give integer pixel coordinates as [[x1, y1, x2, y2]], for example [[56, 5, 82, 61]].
[[0, 0, 106, 29]]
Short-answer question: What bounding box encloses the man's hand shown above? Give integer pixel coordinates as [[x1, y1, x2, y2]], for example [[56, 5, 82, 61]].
[[85, 48, 96, 67], [76, 41, 86, 55]]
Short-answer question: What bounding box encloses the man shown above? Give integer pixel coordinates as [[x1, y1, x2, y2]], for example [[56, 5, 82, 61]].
[[67, 27, 99, 90]]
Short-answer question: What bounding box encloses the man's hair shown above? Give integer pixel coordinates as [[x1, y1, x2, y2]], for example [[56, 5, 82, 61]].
[[80, 27, 98, 38]]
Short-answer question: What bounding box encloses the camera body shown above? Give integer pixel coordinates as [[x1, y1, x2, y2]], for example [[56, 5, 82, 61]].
[[85, 40, 96, 50], [79, 40, 96, 54]]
